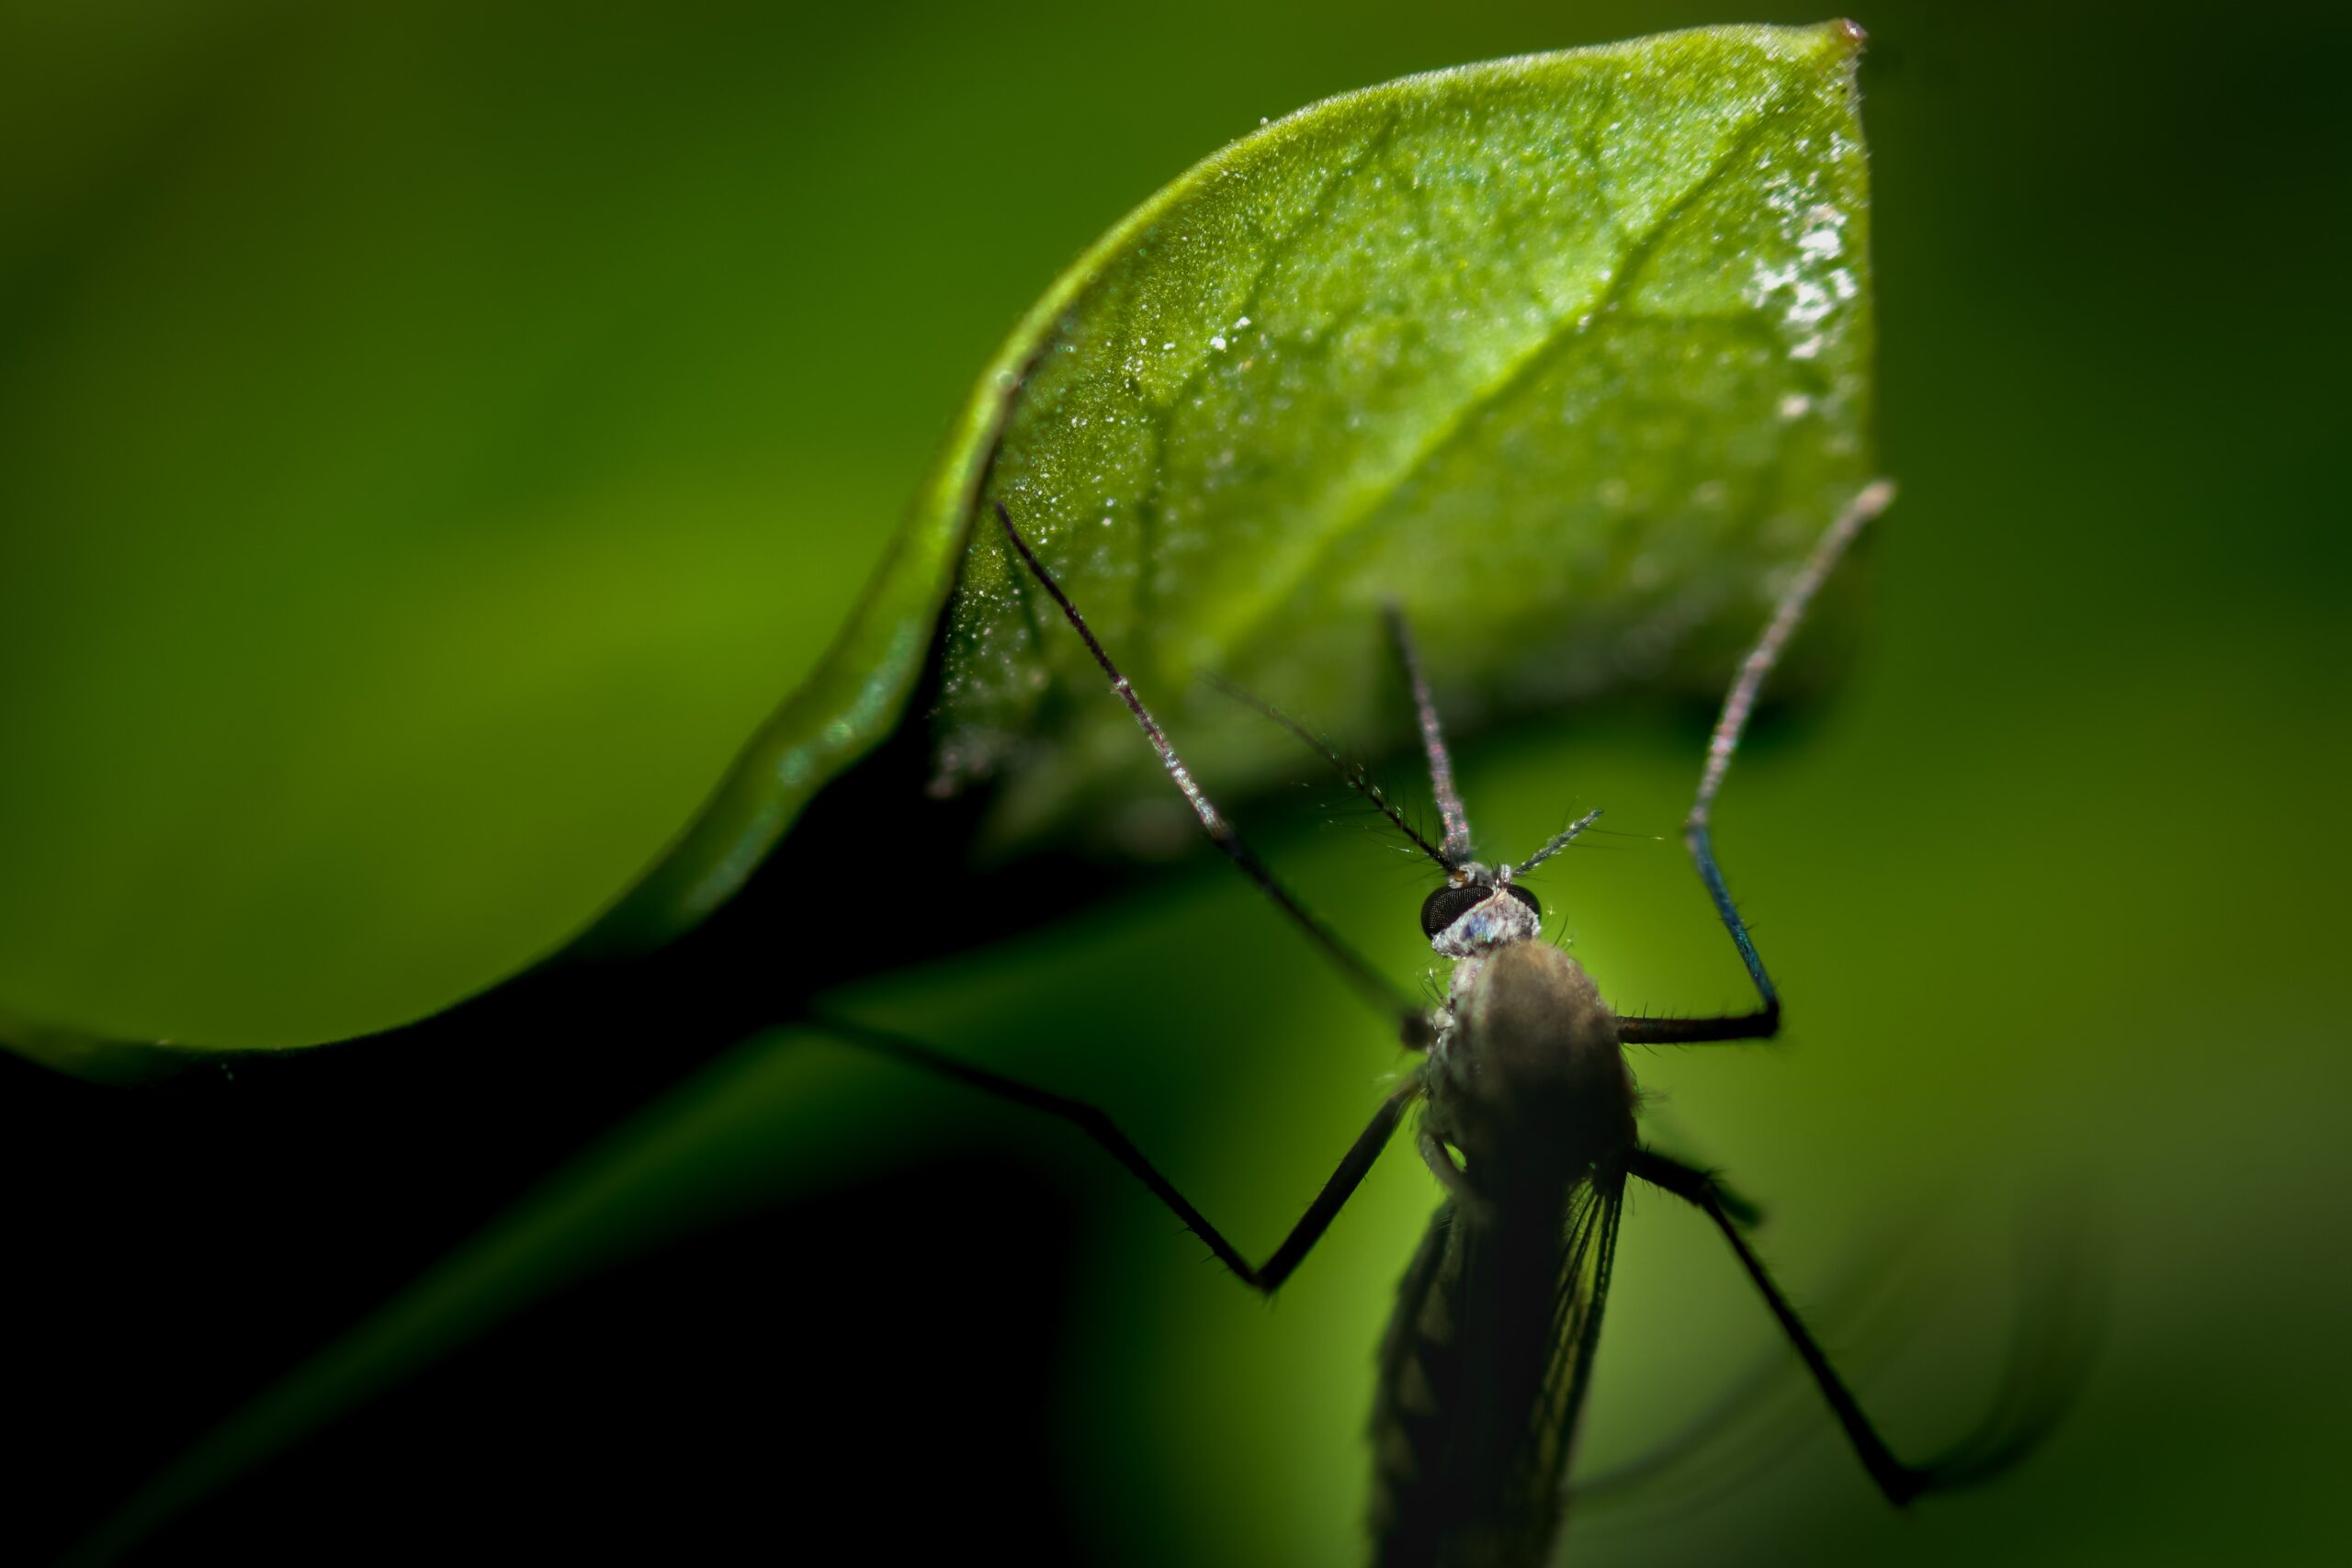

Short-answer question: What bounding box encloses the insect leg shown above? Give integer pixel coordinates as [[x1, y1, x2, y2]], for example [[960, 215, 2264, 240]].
[[996, 502, 1431, 1048], [810, 1010, 1414, 1294], [1570, 1211, 1946, 1520], [1699, 1167, 1765, 1229], [1617, 480, 1894, 1047], [1627, 1145, 1939, 1505], [1382, 604, 1473, 866], [1631, 1145, 2090, 1507]]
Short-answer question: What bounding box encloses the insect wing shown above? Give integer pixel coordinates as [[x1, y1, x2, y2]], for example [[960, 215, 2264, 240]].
[[1370, 1168, 1627, 1568], [1526, 1168, 1629, 1550]]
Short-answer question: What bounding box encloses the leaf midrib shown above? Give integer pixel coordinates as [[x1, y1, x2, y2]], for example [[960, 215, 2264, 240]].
[[1187, 90, 1796, 668]]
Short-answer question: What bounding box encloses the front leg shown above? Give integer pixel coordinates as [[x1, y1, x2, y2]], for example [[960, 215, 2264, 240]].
[[1623, 482, 1892, 1049]]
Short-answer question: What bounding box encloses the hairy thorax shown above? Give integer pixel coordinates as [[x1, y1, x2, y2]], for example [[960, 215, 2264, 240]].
[[1424, 942, 1634, 1186]]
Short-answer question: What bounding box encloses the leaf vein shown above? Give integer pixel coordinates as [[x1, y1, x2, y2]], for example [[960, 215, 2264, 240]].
[[1208, 94, 1797, 653]]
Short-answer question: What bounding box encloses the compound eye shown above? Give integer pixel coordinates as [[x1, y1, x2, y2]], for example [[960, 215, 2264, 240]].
[[1419, 884, 1488, 940], [1411, 888, 1486, 940], [1506, 883, 1542, 921]]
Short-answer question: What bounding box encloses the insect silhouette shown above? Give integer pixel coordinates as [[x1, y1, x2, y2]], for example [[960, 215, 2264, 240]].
[[820, 478, 2058, 1567]]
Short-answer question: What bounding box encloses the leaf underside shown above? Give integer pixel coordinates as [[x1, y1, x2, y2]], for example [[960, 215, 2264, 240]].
[[7, 23, 1873, 1077], [933, 22, 1875, 852], [597, 18, 1874, 942]]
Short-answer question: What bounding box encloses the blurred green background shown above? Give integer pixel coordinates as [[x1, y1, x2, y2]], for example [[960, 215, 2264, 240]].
[[2, 1, 2345, 1564]]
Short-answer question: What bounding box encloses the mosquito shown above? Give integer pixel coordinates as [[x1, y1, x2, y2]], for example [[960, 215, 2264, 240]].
[[818, 478, 2054, 1567]]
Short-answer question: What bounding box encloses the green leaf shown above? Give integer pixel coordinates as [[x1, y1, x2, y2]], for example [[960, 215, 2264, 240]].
[[596, 16, 1875, 928], [60, 22, 1883, 1554], [6, 17, 1871, 1083]]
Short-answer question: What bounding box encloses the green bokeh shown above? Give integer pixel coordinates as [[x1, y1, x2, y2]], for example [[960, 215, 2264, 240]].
[[4, 1, 2345, 1564]]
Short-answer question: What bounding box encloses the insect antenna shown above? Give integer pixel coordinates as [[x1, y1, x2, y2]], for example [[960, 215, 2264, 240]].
[[1203, 674, 1453, 870], [1516, 807, 1605, 874], [992, 501, 1428, 1043], [1382, 604, 1475, 867]]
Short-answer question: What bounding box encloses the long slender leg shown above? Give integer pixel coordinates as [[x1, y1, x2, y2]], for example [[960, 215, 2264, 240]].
[[1628, 1145, 1936, 1504], [812, 1010, 1414, 1293], [1573, 1201, 1954, 1517], [997, 502, 1430, 1046], [1382, 604, 1473, 868], [1632, 1146, 2094, 1500], [1618, 480, 1894, 1047]]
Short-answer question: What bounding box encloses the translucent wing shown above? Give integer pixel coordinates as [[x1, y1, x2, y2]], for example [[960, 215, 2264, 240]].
[[1370, 1166, 1627, 1568], [1523, 1166, 1629, 1552]]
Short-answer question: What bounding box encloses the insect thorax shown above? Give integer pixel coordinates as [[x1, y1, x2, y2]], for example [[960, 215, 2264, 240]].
[[1424, 919, 1634, 1188]]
